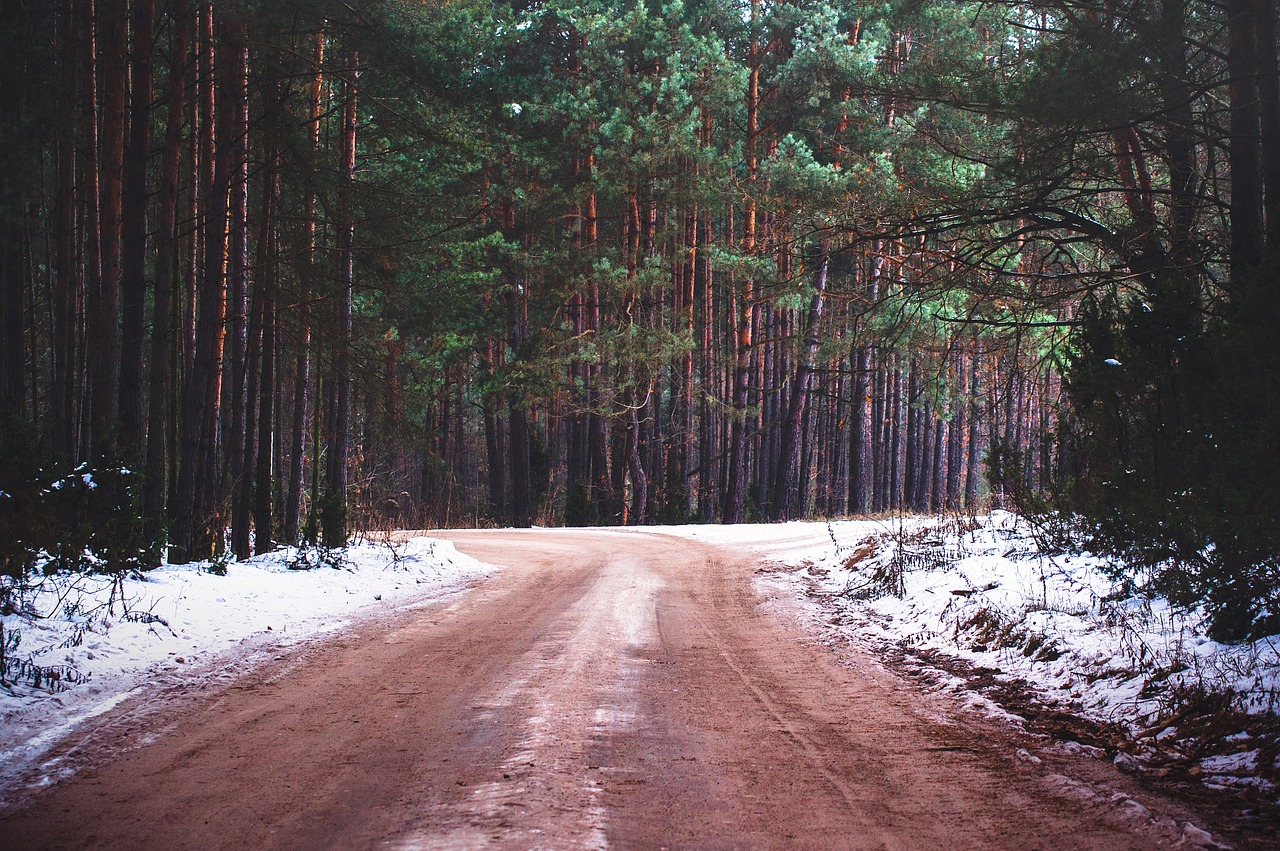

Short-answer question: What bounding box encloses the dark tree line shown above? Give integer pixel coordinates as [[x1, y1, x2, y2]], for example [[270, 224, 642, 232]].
[[0, 0, 387, 566]]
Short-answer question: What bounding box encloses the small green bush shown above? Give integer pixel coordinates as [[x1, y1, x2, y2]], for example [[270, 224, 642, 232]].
[[0, 416, 158, 589]]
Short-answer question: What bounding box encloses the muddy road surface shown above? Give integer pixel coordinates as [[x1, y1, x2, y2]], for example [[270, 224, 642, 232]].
[[0, 529, 1217, 849]]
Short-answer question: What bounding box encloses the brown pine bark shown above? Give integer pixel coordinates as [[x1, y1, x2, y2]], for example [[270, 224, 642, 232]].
[[724, 1, 760, 523]]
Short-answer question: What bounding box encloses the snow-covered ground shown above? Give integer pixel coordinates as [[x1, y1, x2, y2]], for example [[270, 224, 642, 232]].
[[653, 514, 1280, 799], [0, 536, 497, 797]]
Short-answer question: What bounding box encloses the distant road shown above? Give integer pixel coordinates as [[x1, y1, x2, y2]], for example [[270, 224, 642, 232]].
[[0, 529, 1212, 849]]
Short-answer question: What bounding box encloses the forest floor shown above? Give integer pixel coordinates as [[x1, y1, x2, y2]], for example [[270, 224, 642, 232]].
[[0, 527, 1249, 849]]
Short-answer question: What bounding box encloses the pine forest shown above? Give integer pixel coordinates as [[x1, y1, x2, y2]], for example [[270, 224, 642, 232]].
[[3, 0, 1280, 641]]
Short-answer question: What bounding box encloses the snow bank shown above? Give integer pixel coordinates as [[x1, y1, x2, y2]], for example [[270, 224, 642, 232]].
[[0, 537, 497, 791], [812, 513, 1279, 723], [660, 515, 1280, 722], [655, 515, 1280, 797]]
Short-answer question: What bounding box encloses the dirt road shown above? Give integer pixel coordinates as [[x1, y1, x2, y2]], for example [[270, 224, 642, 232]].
[[0, 529, 1215, 849]]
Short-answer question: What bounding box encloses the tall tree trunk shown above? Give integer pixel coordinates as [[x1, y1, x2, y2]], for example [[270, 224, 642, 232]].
[[851, 249, 884, 515], [1256, 0, 1280, 246], [325, 49, 358, 544], [284, 29, 324, 544], [905, 361, 920, 509], [772, 242, 828, 520], [0, 1, 26, 417], [627, 386, 648, 525], [918, 408, 934, 513], [890, 361, 904, 510], [946, 351, 966, 511], [255, 281, 275, 554], [1158, 0, 1199, 264], [92, 0, 128, 454], [172, 12, 237, 564], [724, 4, 759, 524], [252, 85, 283, 555], [234, 247, 262, 560], [145, 0, 190, 534], [931, 414, 946, 513], [582, 166, 612, 520], [481, 351, 507, 525], [52, 3, 80, 455], [1229, 0, 1264, 273], [118, 0, 154, 460], [965, 355, 983, 508], [509, 402, 533, 527], [80, 0, 104, 455], [698, 210, 716, 520], [224, 24, 250, 557]]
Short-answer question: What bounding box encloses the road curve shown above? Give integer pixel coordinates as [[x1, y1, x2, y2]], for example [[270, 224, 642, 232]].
[[0, 529, 1210, 849]]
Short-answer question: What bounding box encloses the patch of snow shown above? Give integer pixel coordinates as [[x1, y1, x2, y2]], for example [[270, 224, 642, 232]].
[[1199, 749, 1260, 774], [651, 514, 1280, 798], [0, 537, 498, 797], [658, 514, 1280, 724]]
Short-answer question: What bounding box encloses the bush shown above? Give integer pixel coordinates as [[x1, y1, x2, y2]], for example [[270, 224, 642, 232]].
[[1056, 258, 1280, 643], [0, 416, 158, 590]]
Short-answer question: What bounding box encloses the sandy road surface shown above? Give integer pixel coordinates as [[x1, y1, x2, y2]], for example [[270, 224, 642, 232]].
[[1, 529, 1214, 849]]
